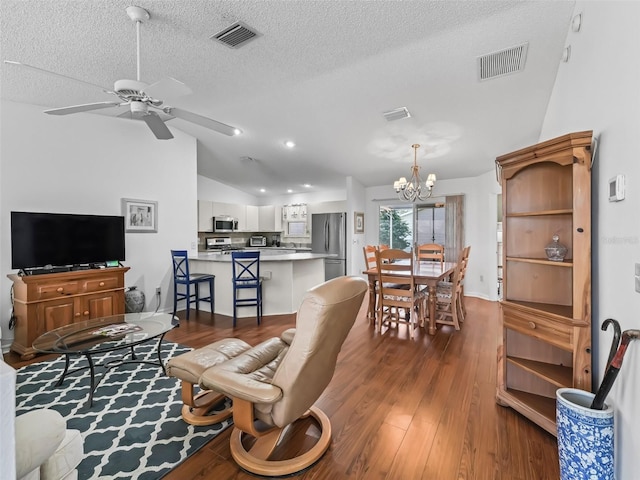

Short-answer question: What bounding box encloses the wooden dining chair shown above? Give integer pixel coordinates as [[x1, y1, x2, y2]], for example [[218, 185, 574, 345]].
[[458, 246, 471, 320], [434, 245, 470, 329], [375, 248, 426, 338], [416, 243, 445, 263], [363, 245, 377, 269], [362, 245, 379, 324], [433, 261, 464, 330]]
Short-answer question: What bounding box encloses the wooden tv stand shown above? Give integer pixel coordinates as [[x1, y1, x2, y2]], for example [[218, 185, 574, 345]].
[[8, 267, 130, 360]]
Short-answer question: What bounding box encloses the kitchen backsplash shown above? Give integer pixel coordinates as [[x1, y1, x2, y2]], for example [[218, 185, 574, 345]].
[[197, 231, 311, 251]]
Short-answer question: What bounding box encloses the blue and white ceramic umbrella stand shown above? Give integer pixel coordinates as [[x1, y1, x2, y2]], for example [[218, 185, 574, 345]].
[[556, 388, 614, 480]]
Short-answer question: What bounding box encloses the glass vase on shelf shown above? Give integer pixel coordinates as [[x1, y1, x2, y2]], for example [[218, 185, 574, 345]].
[[545, 234, 568, 262]]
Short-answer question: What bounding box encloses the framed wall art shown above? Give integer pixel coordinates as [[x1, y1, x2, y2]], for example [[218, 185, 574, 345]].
[[122, 198, 158, 233], [354, 212, 364, 234]]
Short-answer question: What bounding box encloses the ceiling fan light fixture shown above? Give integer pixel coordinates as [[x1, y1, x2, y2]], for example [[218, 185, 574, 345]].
[[126, 6, 149, 23], [114, 79, 148, 100], [9, 6, 242, 141], [130, 101, 148, 115]]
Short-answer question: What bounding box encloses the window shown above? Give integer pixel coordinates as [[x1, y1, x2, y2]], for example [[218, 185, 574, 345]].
[[415, 204, 445, 245], [378, 203, 445, 250], [287, 221, 307, 236], [378, 196, 464, 258], [378, 206, 413, 251]]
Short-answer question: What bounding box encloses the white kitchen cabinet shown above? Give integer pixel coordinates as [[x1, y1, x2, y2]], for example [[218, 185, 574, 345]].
[[211, 202, 230, 218], [258, 205, 276, 231], [197, 200, 214, 232], [246, 205, 259, 231], [231, 204, 247, 230], [274, 206, 282, 231], [201, 202, 282, 232]]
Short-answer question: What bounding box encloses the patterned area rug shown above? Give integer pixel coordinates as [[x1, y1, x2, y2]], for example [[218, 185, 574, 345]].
[[15, 341, 232, 480]]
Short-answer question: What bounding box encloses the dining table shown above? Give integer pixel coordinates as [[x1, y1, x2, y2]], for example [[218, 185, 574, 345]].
[[363, 260, 457, 335]]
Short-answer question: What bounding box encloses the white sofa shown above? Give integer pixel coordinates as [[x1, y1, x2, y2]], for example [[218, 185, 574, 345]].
[[0, 355, 84, 480]]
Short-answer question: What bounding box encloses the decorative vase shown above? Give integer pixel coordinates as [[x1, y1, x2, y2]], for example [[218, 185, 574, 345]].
[[556, 388, 614, 480], [545, 234, 568, 261], [124, 286, 145, 313]]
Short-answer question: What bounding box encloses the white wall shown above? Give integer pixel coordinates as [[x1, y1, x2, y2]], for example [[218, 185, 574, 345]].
[[262, 188, 346, 206], [347, 176, 367, 276], [197, 174, 258, 205], [365, 170, 501, 300], [0, 101, 198, 351], [539, 2, 640, 478]]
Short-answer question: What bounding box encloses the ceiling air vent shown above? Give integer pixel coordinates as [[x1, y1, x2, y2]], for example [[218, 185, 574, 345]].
[[477, 42, 529, 81], [210, 21, 260, 48], [383, 107, 411, 122]]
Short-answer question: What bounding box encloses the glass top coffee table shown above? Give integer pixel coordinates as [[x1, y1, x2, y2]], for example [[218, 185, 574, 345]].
[[33, 313, 176, 408]]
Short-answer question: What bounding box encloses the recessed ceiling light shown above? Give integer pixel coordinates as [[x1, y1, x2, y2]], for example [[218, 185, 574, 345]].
[[303, 184, 311, 188], [233, 128, 242, 135], [286, 189, 293, 193], [284, 140, 295, 148], [259, 188, 266, 193]]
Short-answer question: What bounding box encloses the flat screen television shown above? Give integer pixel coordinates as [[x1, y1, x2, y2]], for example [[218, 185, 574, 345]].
[[11, 211, 126, 270]]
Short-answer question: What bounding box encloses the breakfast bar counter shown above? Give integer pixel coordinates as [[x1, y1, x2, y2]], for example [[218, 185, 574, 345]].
[[189, 252, 331, 319]]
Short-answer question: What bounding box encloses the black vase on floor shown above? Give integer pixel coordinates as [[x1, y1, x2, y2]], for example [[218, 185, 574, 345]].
[[124, 286, 145, 313]]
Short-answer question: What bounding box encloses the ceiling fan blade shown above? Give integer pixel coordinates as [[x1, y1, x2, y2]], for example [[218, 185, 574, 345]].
[[4, 60, 114, 94], [164, 106, 238, 136], [44, 102, 122, 115], [142, 111, 174, 140], [143, 77, 192, 99]]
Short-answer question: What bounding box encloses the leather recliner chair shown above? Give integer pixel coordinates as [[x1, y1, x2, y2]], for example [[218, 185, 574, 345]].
[[199, 275, 368, 476]]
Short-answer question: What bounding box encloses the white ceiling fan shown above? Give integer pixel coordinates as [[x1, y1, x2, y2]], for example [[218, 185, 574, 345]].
[[4, 5, 241, 140]]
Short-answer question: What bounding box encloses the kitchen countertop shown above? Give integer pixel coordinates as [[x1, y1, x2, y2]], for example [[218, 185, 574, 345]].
[[193, 251, 332, 262]]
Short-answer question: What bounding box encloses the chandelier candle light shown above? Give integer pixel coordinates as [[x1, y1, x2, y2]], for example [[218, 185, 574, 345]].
[[394, 144, 437, 202]]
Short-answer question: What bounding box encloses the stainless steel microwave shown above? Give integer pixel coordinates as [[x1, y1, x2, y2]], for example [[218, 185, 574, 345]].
[[213, 216, 238, 232]]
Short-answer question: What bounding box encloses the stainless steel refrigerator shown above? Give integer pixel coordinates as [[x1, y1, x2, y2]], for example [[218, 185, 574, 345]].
[[311, 212, 347, 281]]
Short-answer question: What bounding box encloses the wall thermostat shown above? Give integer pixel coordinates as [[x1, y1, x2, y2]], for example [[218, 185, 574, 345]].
[[608, 174, 625, 202]]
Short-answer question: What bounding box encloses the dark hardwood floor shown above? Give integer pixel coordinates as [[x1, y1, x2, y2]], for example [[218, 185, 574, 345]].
[[4, 296, 560, 479]]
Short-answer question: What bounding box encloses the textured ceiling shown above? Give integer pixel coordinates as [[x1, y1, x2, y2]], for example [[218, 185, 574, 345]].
[[1, 0, 576, 197]]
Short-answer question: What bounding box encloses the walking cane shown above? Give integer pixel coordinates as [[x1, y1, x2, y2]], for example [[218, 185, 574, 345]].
[[591, 329, 640, 410], [601, 318, 621, 369]]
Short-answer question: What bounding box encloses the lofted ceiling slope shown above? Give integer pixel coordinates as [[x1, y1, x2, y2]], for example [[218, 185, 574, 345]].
[[0, 0, 576, 196]]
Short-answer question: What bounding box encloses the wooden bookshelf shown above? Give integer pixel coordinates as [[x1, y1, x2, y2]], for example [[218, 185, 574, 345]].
[[496, 131, 592, 436]]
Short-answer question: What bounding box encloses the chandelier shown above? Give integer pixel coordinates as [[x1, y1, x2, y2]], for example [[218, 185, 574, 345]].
[[393, 144, 437, 202]]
